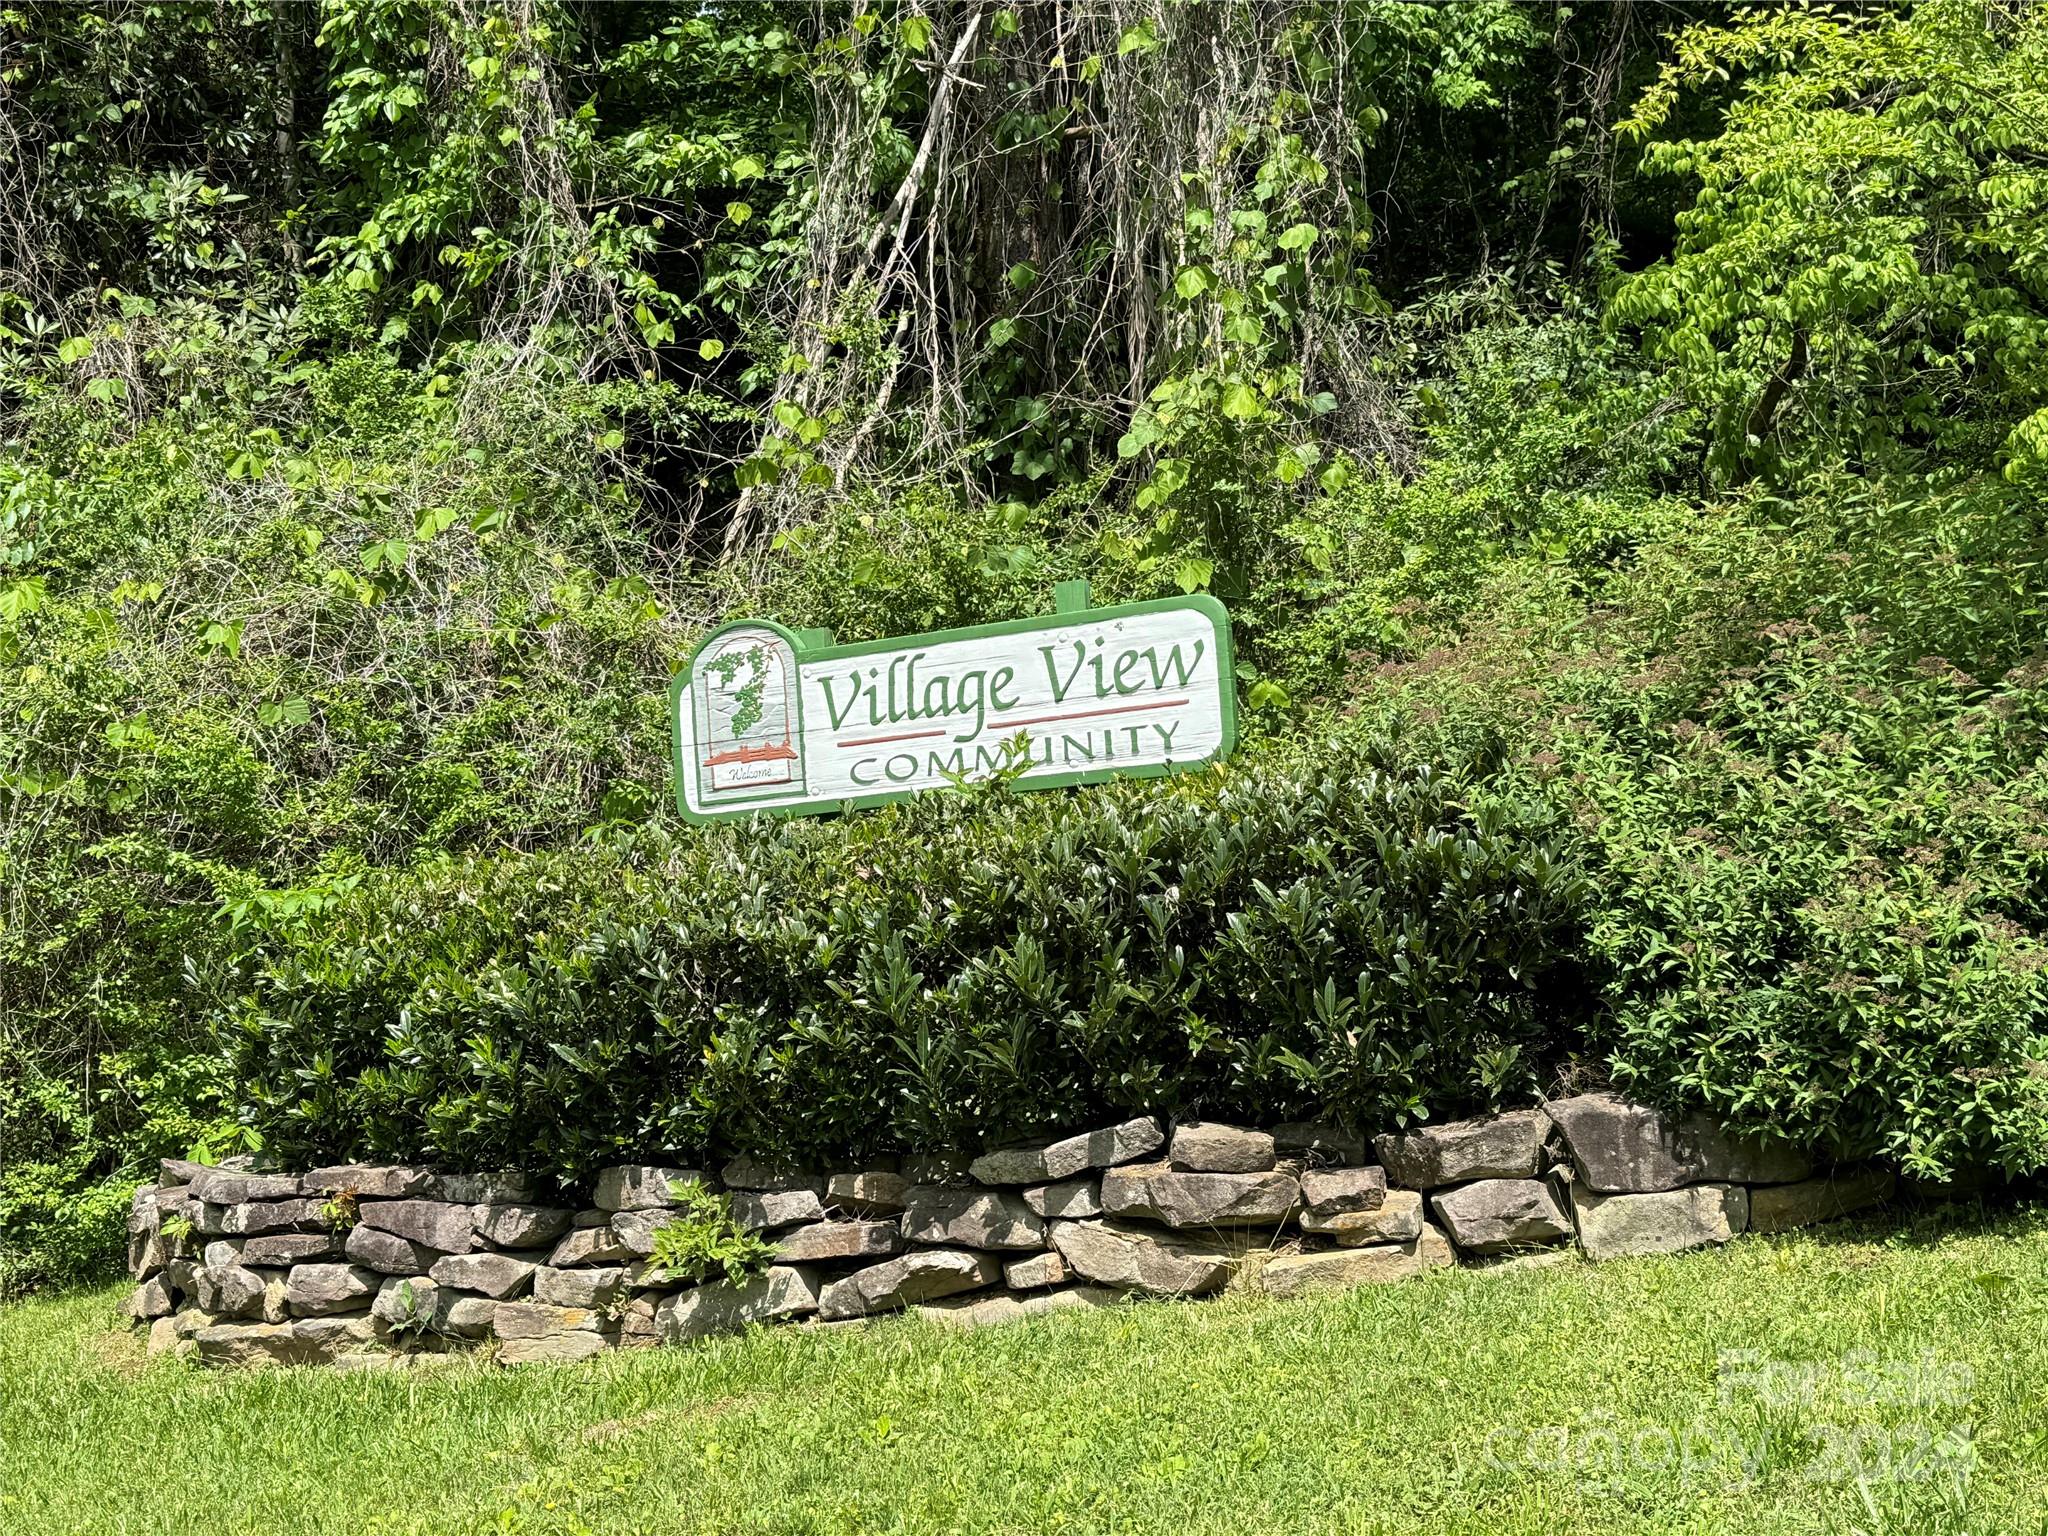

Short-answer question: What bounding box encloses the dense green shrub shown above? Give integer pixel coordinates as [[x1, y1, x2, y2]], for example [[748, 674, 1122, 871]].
[[210, 738, 1589, 1178]]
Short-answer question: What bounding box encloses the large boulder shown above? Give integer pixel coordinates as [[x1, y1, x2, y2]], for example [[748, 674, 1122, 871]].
[[285, 1263, 380, 1317], [472, 1204, 577, 1249], [900, 1187, 1047, 1250], [1022, 1177, 1101, 1219], [548, 1220, 635, 1268], [593, 1166, 704, 1212], [1570, 1182, 1749, 1261], [1373, 1111, 1548, 1190], [429, 1252, 539, 1299], [1748, 1168, 1895, 1235], [1302, 1188, 1425, 1245], [774, 1220, 904, 1264], [240, 1233, 343, 1267], [1047, 1220, 1236, 1297], [1298, 1167, 1387, 1218], [359, 1200, 476, 1253], [302, 1165, 432, 1199], [188, 1170, 301, 1205], [193, 1261, 268, 1320], [1258, 1229, 1455, 1298], [816, 1250, 1003, 1319], [1429, 1179, 1572, 1254], [1002, 1252, 1068, 1290], [220, 1199, 327, 1237], [344, 1224, 444, 1276], [126, 1188, 164, 1279], [492, 1301, 609, 1338], [969, 1119, 1165, 1185], [651, 1266, 823, 1341], [1098, 1163, 1299, 1229], [729, 1190, 827, 1231], [1545, 1094, 1813, 1193], [533, 1265, 628, 1309], [1167, 1123, 1276, 1174], [124, 1274, 176, 1322]]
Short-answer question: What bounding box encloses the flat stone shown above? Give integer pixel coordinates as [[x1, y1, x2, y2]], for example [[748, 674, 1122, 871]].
[[900, 1187, 1047, 1250], [652, 1266, 823, 1340], [817, 1250, 1003, 1320], [286, 1264, 380, 1317], [126, 1188, 162, 1275], [1299, 1167, 1388, 1217], [915, 1286, 1121, 1329], [492, 1301, 608, 1339], [193, 1262, 268, 1319], [1003, 1252, 1068, 1290], [773, 1220, 904, 1264], [1022, 1177, 1101, 1219], [498, 1332, 613, 1365], [1272, 1122, 1369, 1165], [145, 1316, 185, 1357], [618, 1295, 661, 1347], [189, 1169, 302, 1205], [594, 1166, 705, 1212], [1303, 1188, 1425, 1245], [192, 1202, 228, 1237], [1098, 1163, 1300, 1228], [429, 1172, 534, 1204], [826, 1171, 910, 1215], [729, 1190, 827, 1231], [429, 1252, 539, 1299], [160, 1158, 212, 1187], [472, 1204, 576, 1249], [1047, 1220, 1236, 1297], [607, 1209, 670, 1257], [1169, 1122, 1276, 1173], [549, 1222, 634, 1268], [172, 1306, 219, 1339], [344, 1224, 444, 1276], [293, 1316, 379, 1356], [360, 1200, 476, 1253], [193, 1322, 315, 1368], [533, 1266, 628, 1308], [302, 1165, 433, 1199], [221, 1199, 327, 1237], [436, 1295, 500, 1339], [969, 1118, 1165, 1185], [1430, 1179, 1572, 1254], [1259, 1232, 1456, 1297], [239, 1232, 343, 1267], [1545, 1094, 1813, 1193], [260, 1277, 291, 1324], [1571, 1182, 1749, 1261], [202, 1239, 245, 1269], [1747, 1168, 1895, 1235], [1373, 1111, 1548, 1190], [125, 1274, 176, 1321], [718, 1155, 828, 1195]]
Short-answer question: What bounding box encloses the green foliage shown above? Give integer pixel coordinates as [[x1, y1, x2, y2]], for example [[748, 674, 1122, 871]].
[[213, 737, 1588, 1175], [646, 1181, 775, 1287], [1613, 0, 2048, 485]]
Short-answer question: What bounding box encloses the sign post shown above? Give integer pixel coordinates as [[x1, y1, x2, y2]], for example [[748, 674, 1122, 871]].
[[670, 583, 1236, 822]]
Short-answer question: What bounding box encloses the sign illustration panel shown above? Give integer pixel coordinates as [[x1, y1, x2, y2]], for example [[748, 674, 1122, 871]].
[[671, 585, 1236, 821]]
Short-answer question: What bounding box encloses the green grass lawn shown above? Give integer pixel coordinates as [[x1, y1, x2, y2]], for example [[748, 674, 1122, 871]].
[[4, 1205, 2046, 1536]]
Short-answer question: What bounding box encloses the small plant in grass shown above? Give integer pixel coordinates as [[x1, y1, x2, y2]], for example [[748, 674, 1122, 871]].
[[647, 1181, 775, 1286]]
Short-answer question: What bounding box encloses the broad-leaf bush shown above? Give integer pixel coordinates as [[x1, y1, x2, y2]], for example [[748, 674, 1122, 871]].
[[211, 738, 1588, 1178]]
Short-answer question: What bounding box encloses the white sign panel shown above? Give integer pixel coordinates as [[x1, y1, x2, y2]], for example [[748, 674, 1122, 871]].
[[672, 592, 1237, 821]]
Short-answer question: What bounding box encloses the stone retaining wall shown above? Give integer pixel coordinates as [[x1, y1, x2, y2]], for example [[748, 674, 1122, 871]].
[[123, 1092, 1895, 1368]]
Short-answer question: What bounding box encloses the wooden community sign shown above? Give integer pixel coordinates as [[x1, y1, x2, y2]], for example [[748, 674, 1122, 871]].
[[670, 581, 1237, 821]]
